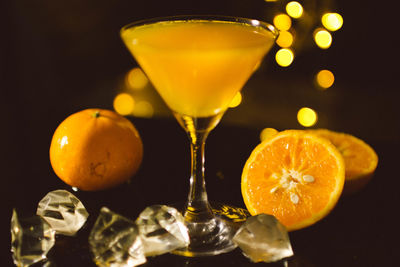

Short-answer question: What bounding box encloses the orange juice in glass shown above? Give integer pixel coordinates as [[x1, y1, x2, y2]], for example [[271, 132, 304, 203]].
[[122, 19, 276, 118], [121, 16, 278, 256]]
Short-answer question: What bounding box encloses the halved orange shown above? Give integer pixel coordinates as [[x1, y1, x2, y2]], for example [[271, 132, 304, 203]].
[[241, 130, 345, 231], [307, 129, 378, 194]]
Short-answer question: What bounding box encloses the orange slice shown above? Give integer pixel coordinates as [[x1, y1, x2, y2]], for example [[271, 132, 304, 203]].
[[241, 130, 345, 231], [307, 129, 378, 194]]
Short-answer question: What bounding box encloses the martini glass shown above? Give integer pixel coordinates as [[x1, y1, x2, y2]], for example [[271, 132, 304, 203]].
[[121, 15, 278, 256]]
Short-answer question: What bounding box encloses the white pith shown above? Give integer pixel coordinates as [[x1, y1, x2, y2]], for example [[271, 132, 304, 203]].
[[269, 168, 315, 204]]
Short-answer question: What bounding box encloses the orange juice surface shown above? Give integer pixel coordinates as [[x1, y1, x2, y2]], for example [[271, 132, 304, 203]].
[[121, 20, 276, 117]]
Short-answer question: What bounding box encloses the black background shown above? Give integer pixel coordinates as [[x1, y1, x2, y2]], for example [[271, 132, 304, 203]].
[[2, 0, 399, 266]]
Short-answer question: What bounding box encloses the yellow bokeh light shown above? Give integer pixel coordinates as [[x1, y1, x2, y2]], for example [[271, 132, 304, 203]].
[[275, 48, 294, 67], [276, 30, 294, 48], [260, 128, 278, 142], [322, 13, 343, 31], [126, 67, 148, 90], [273, 14, 292, 31], [133, 101, 154, 118], [316, 70, 335, 89], [314, 28, 332, 49], [229, 92, 242, 108], [286, 1, 303, 19], [297, 107, 318, 127], [113, 93, 135, 115]]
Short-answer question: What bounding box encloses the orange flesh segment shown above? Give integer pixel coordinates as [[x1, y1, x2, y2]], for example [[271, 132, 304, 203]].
[[305, 129, 379, 194], [242, 130, 345, 231], [308, 129, 378, 180]]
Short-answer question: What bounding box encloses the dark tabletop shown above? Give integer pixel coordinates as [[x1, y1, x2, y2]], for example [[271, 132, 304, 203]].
[[2, 0, 400, 266], [3, 116, 399, 267]]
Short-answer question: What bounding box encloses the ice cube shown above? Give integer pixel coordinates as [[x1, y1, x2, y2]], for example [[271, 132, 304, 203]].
[[11, 209, 56, 267], [37, 189, 89, 236], [136, 205, 189, 256], [89, 207, 146, 267], [233, 214, 293, 263]]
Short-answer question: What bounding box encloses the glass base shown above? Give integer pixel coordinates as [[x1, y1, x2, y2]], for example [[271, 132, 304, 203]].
[[171, 203, 250, 257]]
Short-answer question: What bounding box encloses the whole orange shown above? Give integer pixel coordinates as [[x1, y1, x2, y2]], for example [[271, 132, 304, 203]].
[[50, 108, 143, 191]]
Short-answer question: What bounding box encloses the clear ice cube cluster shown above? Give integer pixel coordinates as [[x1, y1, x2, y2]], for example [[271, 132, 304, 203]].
[[11, 189, 293, 267], [89, 205, 189, 267], [11, 190, 89, 267]]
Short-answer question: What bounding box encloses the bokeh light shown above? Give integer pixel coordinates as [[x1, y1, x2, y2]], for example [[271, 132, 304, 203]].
[[286, 1, 304, 19], [113, 93, 135, 115], [297, 107, 318, 127], [322, 13, 343, 31], [316, 69, 335, 89], [125, 67, 148, 90], [229, 92, 242, 108], [132, 101, 154, 118], [275, 48, 294, 67], [260, 128, 278, 142], [314, 28, 332, 49], [273, 14, 292, 31], [276, 30, 294, 48]]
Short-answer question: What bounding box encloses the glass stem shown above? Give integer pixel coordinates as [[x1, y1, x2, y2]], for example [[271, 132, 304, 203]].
[[184, 129, 214, 222]]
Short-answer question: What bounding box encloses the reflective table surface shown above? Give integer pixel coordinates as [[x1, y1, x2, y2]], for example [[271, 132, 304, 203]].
[[3, 116, 399, 267]]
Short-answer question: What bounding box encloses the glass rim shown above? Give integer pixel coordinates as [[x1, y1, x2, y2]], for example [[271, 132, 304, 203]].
[[120, 15, 279, 38]]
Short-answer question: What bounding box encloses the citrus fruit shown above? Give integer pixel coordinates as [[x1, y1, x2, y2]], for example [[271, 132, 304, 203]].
[[307, 129, 378, 194], [241, 130, 345, 231], [50, 108, 143, 191]]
